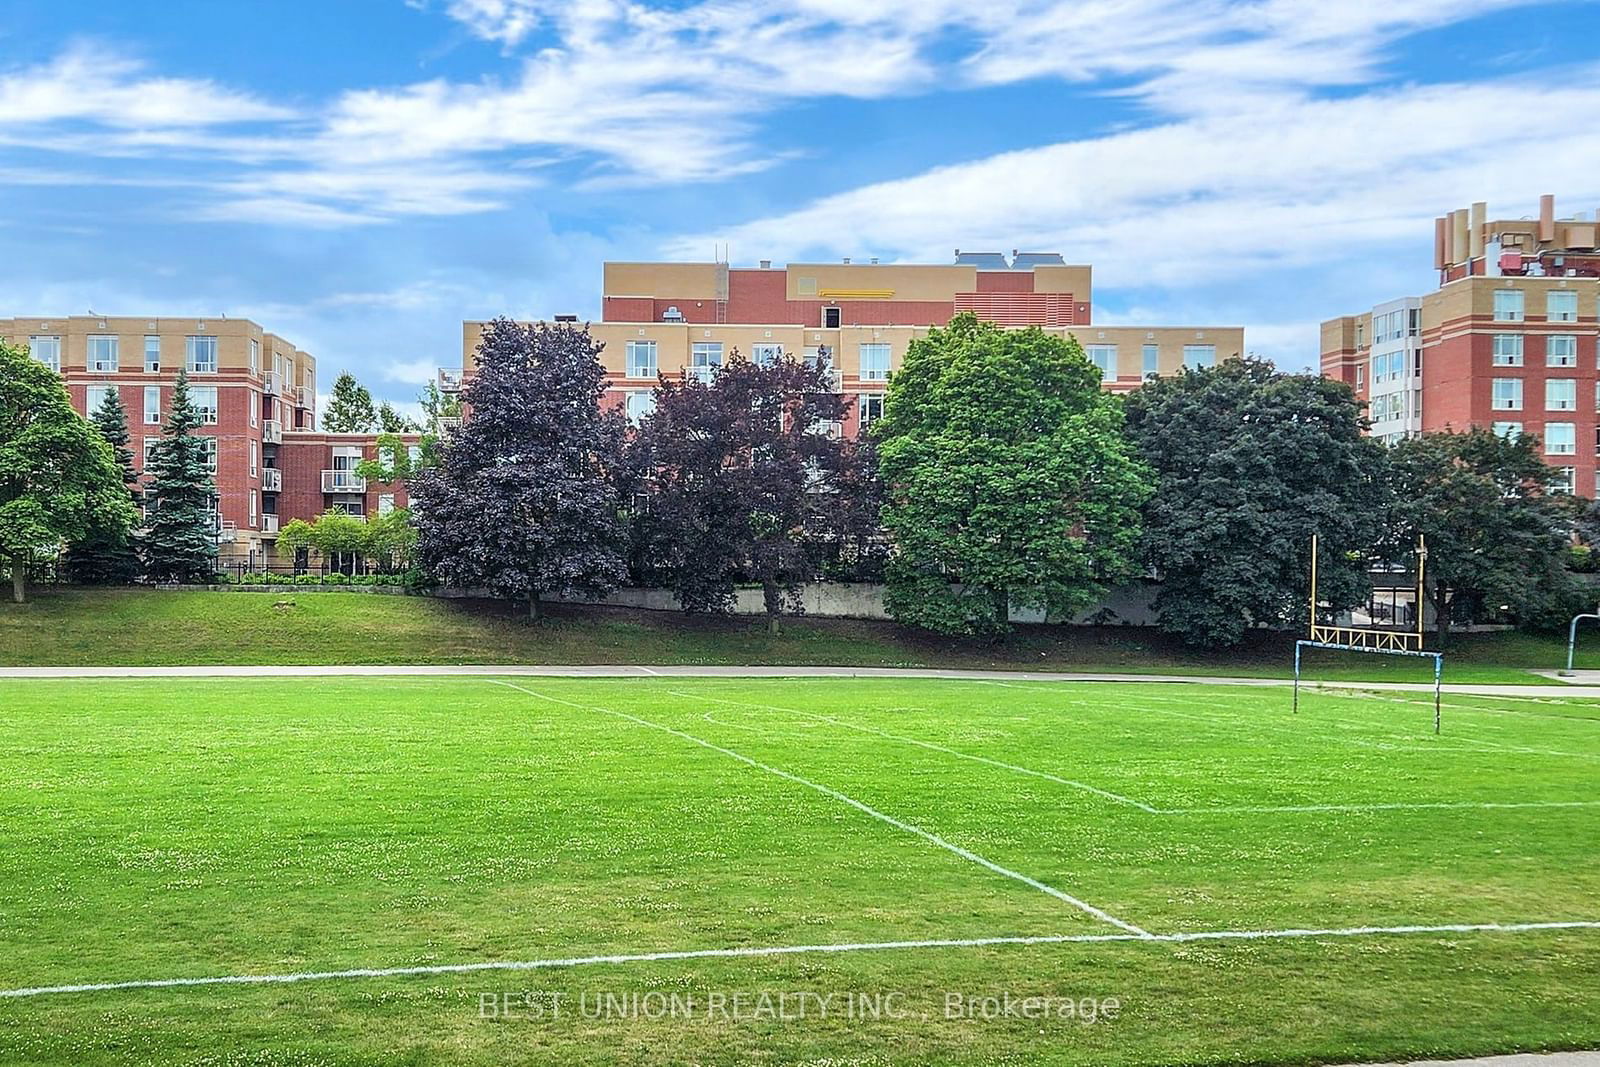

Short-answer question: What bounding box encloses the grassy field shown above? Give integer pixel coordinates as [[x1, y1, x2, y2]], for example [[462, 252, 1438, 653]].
[[0, 587, 1590, 682], [1, 675, 1596, 1065]]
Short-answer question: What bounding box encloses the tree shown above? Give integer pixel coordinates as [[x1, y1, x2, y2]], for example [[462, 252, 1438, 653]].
[[142, 369, 219, 583], [418, 380, 462, 435], [1389, 429, 1577, 642], [1123, 359, 1391, 647], [355, 432, 439, 486], [0, 342, 136, 602], [874, 314, 1151, 635], [364, 507, 418, 574], [377, 401, 419, 434], [322, 372, 377, 433], [64, 387, 143, 584], [634, 351, 879, 633], [410, 318, 628, 619]]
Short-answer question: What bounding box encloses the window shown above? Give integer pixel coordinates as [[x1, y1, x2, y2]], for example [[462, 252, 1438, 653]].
[[84, 385, 114, 416], [1355, 365, 1364, 388], [752, 343, 784, 366], [1547, 334, 1577, 367], [144, 386, 161, 425], [1491, 334, 1523, 366], [142, 437, 159, 468], [248, 439, 258, 477], [822, 307, 841, 329], [1493, 289, 1524, 322], [625, 340, 657, 378], [249, 339, 260, 376], [1085, 344, 1117, 381], [1553, 467, 1576, 495], [1408, 308, 1421, 336], [1491, 378, 1522, 410], [198, 435, 218, 473], [1355, 322, 1365, 348], [191, 386, 219, 424], [859, 343, 891, 381], [144, 335, 160, 372], [29, 335, 61, 372], [249, 389, 259, 427], [858, 393, 884, 429], [88, 335, 119, 372], [1546, 379, 1577, 411], [624, 390, 655, 425], [1142, 344, 1159, 376], [1491, 421, 1522, 439], [1548, 290, 1578, 323], [1545, 422, 1576, 455], [378, 493, 395, 516], [249, 490, 258, 528], [186, 335, 218, 373], [690, 341, 722, 382], [1182, 344, 1216, 370]]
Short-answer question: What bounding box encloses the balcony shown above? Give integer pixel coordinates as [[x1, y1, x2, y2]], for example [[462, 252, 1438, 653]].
[[262, 514, 279, 535], [439, 415, 462, 432], [262, 419, 283, 444], [438, 368, 464, 393], [322, 469, 367, 493], [261, 467, 282, 492], [262, 371, 280, 396], [296, 385, 313, 408], [215, 520, 237, 543]]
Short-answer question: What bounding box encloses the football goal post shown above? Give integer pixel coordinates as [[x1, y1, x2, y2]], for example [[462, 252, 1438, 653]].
[[1293, 533, 1444, 733]]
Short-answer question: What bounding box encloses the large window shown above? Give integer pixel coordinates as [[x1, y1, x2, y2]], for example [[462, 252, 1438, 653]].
[[1553, 467, 1576, 495], [859, 343, 891, 381], [144, 386, 161, 425], [690, 341, 722, 382], [1491, 378, 1522, 410], [625, 340, 657, 378], [1548, 290, 1578, 323], [1142, 343, 1159, 376], [625, 390, 655, 425], [752, 343, 783, 366], [1085, 344, 1117, 381], [186, 335, 218, 373], [29, 336, 61, 372], [248, 439, 258, 477], [198, 435, 218, 473], [87, 335, 119, 372], [249, 339, 260, 376], [1491, 421, 1522, 439], [1182, 344, 1216, 370], [858, 393, 884, 430], [191, 385, 219, 425], [1491, 334, 1523, 366], [85, 385, 114, 415], [144, 335, 160, 372], [1493, 289, 1524, 322], [1545, 422, 1576, 455], [1546, 378, 1577, 411], [1547, 334, 1577, 367]]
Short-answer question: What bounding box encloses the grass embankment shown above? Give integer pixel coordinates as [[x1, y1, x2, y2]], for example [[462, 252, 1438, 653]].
[[0, 588, 1584, 681]]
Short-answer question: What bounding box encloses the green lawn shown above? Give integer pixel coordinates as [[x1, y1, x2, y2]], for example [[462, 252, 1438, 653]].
[[1, 676, 1597, 1064], [0, 587, 1590, 682]]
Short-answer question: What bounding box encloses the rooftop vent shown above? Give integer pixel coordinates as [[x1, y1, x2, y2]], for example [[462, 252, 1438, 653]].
[[1011, 252, 1067, 269], [554, 314, 578, 322], [954, 251, 1010, 270], [759, 259, 771, 269], [661, 306, 685, 322]]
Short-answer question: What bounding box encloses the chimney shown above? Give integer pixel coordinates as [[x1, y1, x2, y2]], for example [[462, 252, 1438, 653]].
[[1470, 201, 1486, 259], [1452, 209, 1469, 265], [1540, 194, 1556, 242], [1434, 217, 1448, 270]]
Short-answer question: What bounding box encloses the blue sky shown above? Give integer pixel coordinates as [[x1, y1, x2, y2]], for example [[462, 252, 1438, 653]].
[[4, 0, 1599, 414]]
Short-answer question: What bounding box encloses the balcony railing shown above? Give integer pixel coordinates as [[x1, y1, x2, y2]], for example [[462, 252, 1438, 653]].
[[262, 371, 281, 396], [262, 419, 283, 444], [262, 514, 279, 535], [215, 520, 237, 543], [438, 368, 464, 393], [439, 415, 462, 432], [322, 469, 367, 493], [296, 385, 312, 408], [261, 467, 282, 492]]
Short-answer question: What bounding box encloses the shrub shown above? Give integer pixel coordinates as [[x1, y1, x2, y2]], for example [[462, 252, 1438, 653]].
[[323, 572, 351, 585], [293, 574, 322, 586]]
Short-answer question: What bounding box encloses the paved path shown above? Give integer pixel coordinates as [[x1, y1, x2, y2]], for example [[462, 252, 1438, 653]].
[[1341, 1055, 1600, 1067], [1, 663, 1598, 698]]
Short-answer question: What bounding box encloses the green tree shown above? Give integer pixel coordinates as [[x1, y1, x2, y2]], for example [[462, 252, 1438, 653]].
[[1123, 359, 1390, 647], [1390, 429, 1578, 642], [418, 380, 462, 434], [322, 372, 377, 433], [364, 507, 418, 574], [377, 401, 419, 434], [874, 314, 1151, 635], [142, 370, 219, 583], [0, 341, 135, 602], [64, 387, 143, 584], [355, 433, 438, 486]]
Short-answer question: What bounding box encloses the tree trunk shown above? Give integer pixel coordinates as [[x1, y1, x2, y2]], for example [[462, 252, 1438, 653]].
[[10, 557, 24, 604], [992, 586, 1009, 632], [1432, 583, 1451, 647], [528, 589, 541, 622], [762, 580, 782, 636]]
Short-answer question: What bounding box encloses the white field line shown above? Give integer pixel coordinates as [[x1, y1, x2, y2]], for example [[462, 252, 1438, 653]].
[[486, 680, 1152, 939], [693, 688, 1600, 815], [5, 920, 1598, 1001]]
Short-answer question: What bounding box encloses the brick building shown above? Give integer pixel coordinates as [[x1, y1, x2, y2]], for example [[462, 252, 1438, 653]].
[[1322, 195, 1600, 494], [4, 315, 414, 567], [455, 253, 1245, 435]]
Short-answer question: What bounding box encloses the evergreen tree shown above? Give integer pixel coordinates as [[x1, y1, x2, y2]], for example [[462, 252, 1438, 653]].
[[142, 370, 218, 583], [0, 341, 135, 602], [323, 372, 377, 433], [377, 401, 419, 433], [411, 318, 628, 619], [64, 387, 142, 583]]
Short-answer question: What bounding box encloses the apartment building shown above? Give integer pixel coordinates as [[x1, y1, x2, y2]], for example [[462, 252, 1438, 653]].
[[1322, 195, 1600, 494], [456, 253, 1244, 435]]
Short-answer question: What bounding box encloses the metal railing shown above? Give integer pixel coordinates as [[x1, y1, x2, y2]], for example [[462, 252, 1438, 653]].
[[262, 371, 280, 396], [438, 369, 464, 393], [322, 469, 367, 493], [261, 514, 279, 535], [261, 467, 282, 492], [263, 419, 283, 444]]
